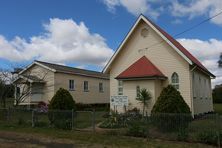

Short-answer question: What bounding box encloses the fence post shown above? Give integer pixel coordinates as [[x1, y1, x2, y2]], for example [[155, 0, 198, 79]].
[[217, 114, 221, 148], [32, 110, 35, 127], [72, 109, 74, 130], [6, 108, 10, 121], [92, 108, 95, 133]]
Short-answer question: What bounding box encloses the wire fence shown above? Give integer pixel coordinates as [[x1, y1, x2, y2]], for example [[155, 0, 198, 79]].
[[0, 108, 105, 132], [0, 108, 222, 147]]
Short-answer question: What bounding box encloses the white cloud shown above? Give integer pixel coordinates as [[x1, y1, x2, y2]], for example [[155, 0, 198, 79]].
[[103, 0, 161, 19], [171, 0, 222, 25], [178, 38, 222, 87], [0, 18, 114, 67]]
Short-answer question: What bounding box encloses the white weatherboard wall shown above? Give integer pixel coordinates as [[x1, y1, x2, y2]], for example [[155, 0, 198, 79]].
[[192, 69, 213, 114], [108, 20, 192, 113]]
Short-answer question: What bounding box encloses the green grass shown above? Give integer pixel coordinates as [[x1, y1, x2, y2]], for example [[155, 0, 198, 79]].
[[214, 103, 222, 115], [0, 123, 214, 148]]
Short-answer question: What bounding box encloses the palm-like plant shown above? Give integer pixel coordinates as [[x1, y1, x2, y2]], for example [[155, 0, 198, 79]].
[[136, 88, 152, 116]]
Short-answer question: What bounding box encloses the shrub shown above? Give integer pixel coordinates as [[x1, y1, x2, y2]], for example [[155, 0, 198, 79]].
[[151, 85, 191, 113], [126, 119, 149, 137], [49, 88, 76, 110], [151, 85, 192, 132], [48, 88, 76, 129], [196, 130, 222, 145]]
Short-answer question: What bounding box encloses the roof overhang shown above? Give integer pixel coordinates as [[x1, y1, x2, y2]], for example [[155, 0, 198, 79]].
[[18, 61, 56, 75], [103, 15, 193, 73], [115, 76, 167, 81], [13, 75, 45, 84]]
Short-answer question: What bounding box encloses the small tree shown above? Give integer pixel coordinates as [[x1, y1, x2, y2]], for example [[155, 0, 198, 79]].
[[49, 88, 76, 110], [136, 88, 152, 116], [151, 85, 192, 132], [218, 53, 222, 68], [151, 85, 190, 114], [48, 88, 76, 129]]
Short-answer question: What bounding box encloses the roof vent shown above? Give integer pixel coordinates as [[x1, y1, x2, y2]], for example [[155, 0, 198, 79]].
[[141, 28, 149, 38]]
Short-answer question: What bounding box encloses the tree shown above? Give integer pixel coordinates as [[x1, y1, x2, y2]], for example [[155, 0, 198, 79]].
[[0, 70, 14, 108], [151, 85, 190, 114], [48, 88, 76, 129], [213, 85, 222, 103], [219, 53, 222, 68], [136, 88, 152, 116], [151, 85, 191, 132], [49, 88, 76, 110]]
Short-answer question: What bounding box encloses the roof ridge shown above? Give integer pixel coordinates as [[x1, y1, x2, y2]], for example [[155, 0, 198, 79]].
[[35, 60, 103, 74]]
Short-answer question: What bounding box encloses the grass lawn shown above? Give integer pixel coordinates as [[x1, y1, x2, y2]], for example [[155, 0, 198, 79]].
[[214, 103, 222, 115], [0, 123, 214, 148]]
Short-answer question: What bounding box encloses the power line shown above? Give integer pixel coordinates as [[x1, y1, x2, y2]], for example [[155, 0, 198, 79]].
[[139, 10, 222, 52]]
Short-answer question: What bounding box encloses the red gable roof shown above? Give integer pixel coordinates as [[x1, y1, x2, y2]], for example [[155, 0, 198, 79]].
[[143, 15, 215, 77], [116, 56, 167, 80]]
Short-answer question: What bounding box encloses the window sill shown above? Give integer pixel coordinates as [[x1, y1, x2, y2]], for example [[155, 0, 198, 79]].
[[84, 90, 89, 92], [99, 91, 104, 93], [69, 89, 75, 91]]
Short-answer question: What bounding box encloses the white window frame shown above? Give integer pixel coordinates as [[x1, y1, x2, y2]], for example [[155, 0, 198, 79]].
[[118, 80, 123, 95], [171, 72, 179, 90], [84, 81, 89, 92], [136, 86, 140, 98], [69, 80, 75, 91], [99, 82, 104, 93]]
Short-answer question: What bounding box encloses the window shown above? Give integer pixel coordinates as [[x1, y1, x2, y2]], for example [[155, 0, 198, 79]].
[[69, 80, 75, 90], [136, 86, 140, 98], [84, 81, 89, 92], [118, 80, 123, 95], [99, 82, 103, 92], [171, 72, 179, 90]]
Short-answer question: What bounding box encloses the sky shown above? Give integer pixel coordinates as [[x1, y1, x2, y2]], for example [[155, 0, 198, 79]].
[[0, 0, 221, 87]]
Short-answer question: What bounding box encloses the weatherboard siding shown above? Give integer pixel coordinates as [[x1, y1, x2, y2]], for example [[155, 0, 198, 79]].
[[192, 69, 213, 114], [19, 64, 55, 104], [108, 20, 192, 113], [54, 72, 110, 104]]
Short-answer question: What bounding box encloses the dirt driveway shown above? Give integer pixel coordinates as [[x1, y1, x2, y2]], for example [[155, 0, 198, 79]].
[[0, 131, 76, 148]]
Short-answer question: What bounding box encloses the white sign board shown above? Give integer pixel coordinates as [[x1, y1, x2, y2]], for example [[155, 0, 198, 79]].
[[110, 96, 128, 106]]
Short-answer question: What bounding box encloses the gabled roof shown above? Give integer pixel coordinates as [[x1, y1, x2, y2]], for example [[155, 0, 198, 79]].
[[103, 14, 215, 78], [35, 61, 109, 79], [116, 56, 167, 80]]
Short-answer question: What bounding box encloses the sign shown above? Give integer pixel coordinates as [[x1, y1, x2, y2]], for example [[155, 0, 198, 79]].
[[110, 96, 128, 106]]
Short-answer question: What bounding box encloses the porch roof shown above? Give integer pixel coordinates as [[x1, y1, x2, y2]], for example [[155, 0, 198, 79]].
[[116, 56, 167, 80], [14, 75, 45, 84]]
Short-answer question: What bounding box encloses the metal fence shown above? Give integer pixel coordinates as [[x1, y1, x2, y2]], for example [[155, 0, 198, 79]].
[[0, 108, 222, 147], [0, 108, 105, 132]]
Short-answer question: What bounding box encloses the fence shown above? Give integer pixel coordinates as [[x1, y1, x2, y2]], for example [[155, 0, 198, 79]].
[[0, 108, 105, 132], [0, 108, 222, 147]]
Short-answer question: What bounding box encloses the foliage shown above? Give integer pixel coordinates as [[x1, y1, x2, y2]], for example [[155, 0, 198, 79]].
[[49, 88, 76, 110], [151, 85, 191, 114], [76, 103, 109, 111], [126, 119, 149, 138], [99, 108, 142, 129], [177, 128, 189, 141], [196, 130, 222, 145], [48, 88, 75, 129], [213, 85, 222, 103], [136, 88, 152, 116], [218, 53, 222, 68], [36, 101, 48, 113], [151, 85, 192, 132]]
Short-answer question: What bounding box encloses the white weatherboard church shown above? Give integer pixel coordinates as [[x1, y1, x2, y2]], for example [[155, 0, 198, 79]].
[[103, 15, 215, 116]]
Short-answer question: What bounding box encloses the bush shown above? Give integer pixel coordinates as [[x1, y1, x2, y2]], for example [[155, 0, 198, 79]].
[[126, 119, 149, 137], [151, 85, 192, 132], [48, 88, 75, 129], [196, 130, 222, 145], [49, 88, 76, 110], [151, 85, 191, 113]]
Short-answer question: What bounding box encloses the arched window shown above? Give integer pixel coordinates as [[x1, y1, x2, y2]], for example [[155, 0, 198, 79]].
[[171, 72, 179, 90]]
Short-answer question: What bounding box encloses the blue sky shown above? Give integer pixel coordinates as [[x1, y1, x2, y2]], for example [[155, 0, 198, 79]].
[[0, 0, 221, 86]]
